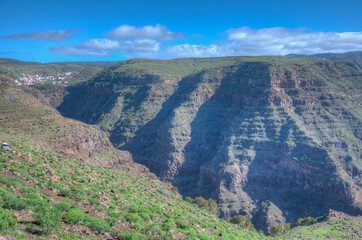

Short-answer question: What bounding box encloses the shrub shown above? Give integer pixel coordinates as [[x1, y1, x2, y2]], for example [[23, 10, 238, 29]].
[[88, 197, 100, 205], [20, 186, 38, 194], [228, 215, 256, 232], [0, 188, 12, 201], [35, 206, 62, 234], [185, 196, 220, 216], [133, 221, 144, 230], [83, 215, 110, 232], [270, 223, 291, 236], [58, 188, 71, 197], [3, 198, 27, 210], [24, 198, 48, 211], [62, 209, 85, 225], [24, 193, 41, 199], [296, 216, 317, 226], [2, 177, 21, 187], [0, 208, 17, 230], [106, 217, 118, 227], [124, 213, 143, 223], [55, 201, 71, 211], [118, 231, 143, 240], [175, 220, 189, 230]]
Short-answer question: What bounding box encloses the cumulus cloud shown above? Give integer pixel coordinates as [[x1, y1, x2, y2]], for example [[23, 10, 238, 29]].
[[49, 26, 362, 58], [1, 29, 80, 41], [109, 24, 184, 41], [50, 38, 160, 57], [167, 27, 362, 58]]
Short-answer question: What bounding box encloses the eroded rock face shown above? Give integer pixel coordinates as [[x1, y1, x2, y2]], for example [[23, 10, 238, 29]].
[[57, 57, 362, 230], [47, 124, 132, 169]]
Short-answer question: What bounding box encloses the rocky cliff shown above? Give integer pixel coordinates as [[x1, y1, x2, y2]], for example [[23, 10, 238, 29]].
[[57, 56, 362, 232]]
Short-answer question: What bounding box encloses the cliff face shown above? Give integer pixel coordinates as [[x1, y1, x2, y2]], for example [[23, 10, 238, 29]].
[[57, 57, 362, 231]]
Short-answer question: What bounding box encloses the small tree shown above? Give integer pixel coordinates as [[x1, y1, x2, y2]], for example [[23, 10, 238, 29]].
[[296, 216, 317, 226], [35, 206, 62, 234], [229, 215, 256, 232]]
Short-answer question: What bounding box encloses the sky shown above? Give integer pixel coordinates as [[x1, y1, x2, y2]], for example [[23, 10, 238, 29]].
[[0, 0, 361, 62]]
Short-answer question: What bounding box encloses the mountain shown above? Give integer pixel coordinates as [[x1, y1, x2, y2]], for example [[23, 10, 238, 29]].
[[0, 58, 118, 82], [56, 56, 362, 232], [286, 51, 362, 72], [0, 75, 265, 239], [0, 59, 361, 239]]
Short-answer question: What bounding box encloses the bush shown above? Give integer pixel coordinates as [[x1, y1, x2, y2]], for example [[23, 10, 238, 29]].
[[55, 201, 71, 211], [106, 217, 118, 227], [20, 186, 38, 194], [24, 193, 41, 199], [0, 188, 12, 201], [185, 196, 220, 216], [0, 208, 17, 230], [35, 206, 62, 234], [58, 188, 71, 197], [296, 216, 317, 226], [83, 215, 110, 232], [88, 197, 100, 205], [62, 209, 85, 225], [270, 223, 291, 236], [24, 198, 48, 211], [228, 215, 256, 232], [3, 198, 27, 210], [118, 231, 143, 240], [2, 177, 21, 187], [175, 220, 189, 230], [133, 221, 144, 230], [124, 213, 143, 223]]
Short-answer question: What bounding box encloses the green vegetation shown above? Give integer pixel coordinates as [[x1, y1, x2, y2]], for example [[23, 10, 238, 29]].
[[0, 58, 117, 80], [185, 196, 220, 216], [228, 215, 257, 232], [0, 143, 265, 239]]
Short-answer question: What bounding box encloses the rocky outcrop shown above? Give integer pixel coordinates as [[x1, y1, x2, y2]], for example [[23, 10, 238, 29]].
[[57, 57, 362, 231]]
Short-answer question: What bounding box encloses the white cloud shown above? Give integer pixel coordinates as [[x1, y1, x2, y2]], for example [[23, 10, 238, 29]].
[[109, 24, 184, 41], [1, 29, 79, 41], [49, 26, 362, 58], [50, 38, 160, 57], [166, 27, 362, 58]]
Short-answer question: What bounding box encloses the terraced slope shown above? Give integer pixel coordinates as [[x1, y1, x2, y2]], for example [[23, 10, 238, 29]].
[[57, 56, 362, 232]]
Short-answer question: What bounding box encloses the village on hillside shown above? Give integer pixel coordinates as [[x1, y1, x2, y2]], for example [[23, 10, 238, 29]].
[[12, 71, 79, 85]]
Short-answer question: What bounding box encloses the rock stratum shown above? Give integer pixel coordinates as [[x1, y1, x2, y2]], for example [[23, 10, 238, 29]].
[[57, 56, 362, 232]]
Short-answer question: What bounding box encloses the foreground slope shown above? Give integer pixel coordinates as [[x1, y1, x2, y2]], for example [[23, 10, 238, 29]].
[[0, 143, 265, 239], [57, 56, 362, 231]]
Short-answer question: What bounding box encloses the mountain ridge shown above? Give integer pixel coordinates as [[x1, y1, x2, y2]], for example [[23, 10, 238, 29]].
[[54, 56, 362, 232]]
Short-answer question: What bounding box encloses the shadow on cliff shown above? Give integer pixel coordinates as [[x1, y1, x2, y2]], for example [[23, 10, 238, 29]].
[[176, 62, 273, 198], [242, 106, 359, 230], [122, 70, 209, 176], [57, 75, 153, 145]]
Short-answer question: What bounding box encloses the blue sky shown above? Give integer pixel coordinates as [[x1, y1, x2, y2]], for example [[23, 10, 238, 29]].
[[0, 0, 361, 62]]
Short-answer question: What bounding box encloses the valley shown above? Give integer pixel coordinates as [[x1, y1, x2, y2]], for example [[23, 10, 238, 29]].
[[0, 53, 361, 239]]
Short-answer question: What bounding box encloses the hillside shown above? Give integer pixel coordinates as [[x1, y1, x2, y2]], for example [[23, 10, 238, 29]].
[[286, 51, 362, 72], [0, 75, 266, 239], [0, 59, 361, 239], [0, 58, 118, 83], [56, 56, 362, 232], [0, 76, 131, 168]]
